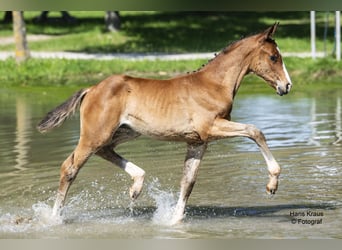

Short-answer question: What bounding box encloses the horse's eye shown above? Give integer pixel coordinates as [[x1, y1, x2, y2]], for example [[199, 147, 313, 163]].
[[270, 55, 278, 62]]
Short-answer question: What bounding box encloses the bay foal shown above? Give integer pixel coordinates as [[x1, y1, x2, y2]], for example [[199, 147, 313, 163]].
[[37, 23, 292, 224]]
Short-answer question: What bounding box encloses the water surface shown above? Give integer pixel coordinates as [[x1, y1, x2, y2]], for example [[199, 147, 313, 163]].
[[0, 87, 341, 238]]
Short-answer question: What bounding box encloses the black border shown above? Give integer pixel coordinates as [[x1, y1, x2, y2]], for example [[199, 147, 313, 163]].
[[1, 0, 342, 248], [1, 0, 342, 11]]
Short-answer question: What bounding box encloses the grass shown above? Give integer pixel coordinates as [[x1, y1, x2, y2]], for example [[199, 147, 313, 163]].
[[0, 58, 206, 87], [0, 11, 339, 53], [1, 11, 342, 89], [1, 56, 342, 90]]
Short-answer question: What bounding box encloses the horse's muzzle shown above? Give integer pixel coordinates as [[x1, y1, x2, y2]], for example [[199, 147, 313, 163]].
[[277, 83, 292, 96]]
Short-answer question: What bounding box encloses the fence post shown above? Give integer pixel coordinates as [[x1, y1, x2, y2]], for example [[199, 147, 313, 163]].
[[336, 11, 341, 61], [310, 11, 316, 59]]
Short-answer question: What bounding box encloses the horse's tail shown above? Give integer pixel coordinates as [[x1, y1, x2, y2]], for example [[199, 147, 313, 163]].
[[36, 88, 89, 133]]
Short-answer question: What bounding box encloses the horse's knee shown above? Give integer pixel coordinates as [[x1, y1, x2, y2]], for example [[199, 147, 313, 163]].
[[246, 124, 266, 144]]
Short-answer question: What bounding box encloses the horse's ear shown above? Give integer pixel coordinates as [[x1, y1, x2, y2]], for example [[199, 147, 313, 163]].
[[261, 22, 279, 40]]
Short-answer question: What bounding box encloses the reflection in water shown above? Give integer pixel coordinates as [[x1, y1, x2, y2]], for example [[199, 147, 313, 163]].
[[14, 96, 31, 172], [0, 88, 341, 238], [309, 99, 320, 146], [306, 95, 342, 146], [334, 97, 342, 145]]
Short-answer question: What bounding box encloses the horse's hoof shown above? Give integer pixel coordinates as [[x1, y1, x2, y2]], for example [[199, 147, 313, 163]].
[[268, 189, 276, 195], [129, 176, 144, 200], [266, 185, 277, 195], [129, 189, 140, 200]]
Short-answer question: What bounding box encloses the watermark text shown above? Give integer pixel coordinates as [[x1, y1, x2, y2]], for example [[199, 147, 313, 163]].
[[289, 210, 324, 226]]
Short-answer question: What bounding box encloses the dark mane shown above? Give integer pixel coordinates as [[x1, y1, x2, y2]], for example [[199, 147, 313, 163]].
[[188, 36, 245, 74], [187, 29, 277, 75]]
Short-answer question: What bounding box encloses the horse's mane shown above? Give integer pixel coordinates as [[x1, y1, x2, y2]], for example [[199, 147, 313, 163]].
[[187, 38, 244, 74], [188, 30, 276, 74]]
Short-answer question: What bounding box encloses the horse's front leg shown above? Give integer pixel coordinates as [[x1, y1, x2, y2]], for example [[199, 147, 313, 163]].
[[171, 142, 207, 225], [208, 118, 281, 195]]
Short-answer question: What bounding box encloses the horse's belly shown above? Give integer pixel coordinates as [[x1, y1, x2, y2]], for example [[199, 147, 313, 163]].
[[123, 116, 202, 142]]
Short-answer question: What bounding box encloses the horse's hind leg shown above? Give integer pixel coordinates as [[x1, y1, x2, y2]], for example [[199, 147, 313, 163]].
[[96, 125, 145, 200], [96, 146, 145, 200], [96, 126, 145, 200], [96, 147, 145, 200], [52, 139, 94, 217]]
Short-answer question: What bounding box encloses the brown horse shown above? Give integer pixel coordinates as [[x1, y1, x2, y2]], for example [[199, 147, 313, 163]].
[[37, 23, 292, 224]]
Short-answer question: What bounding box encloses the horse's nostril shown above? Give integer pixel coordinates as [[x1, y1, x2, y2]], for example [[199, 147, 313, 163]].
[[286, 83, 291, 91]]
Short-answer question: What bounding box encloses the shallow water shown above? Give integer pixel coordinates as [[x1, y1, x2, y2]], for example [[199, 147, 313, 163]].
[[0, 87, 341, 239]]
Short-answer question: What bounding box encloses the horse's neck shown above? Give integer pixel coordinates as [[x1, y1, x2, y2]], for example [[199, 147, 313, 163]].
[[201, 42, 254, 98]]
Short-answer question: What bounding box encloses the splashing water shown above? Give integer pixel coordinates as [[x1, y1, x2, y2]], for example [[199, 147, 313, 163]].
[[147, 178, 178, 225], [0, 201, 63, 236], [0, 176, 181, 237], [31, 202, 64, 226]]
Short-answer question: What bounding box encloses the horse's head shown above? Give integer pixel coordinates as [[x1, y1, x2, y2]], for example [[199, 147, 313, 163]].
[[250, 23, 292, 96]]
